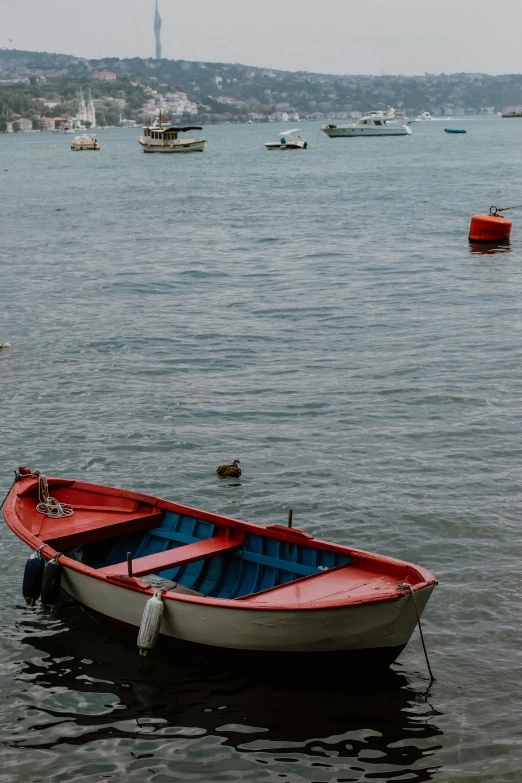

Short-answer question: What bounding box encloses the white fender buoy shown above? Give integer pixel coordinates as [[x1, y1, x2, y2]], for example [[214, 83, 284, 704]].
[[137, 590, 165, 656]]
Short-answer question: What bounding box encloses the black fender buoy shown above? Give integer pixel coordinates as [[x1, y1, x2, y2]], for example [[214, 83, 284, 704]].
[[22, 547, 45, 606], [41, 555, 62, 610]]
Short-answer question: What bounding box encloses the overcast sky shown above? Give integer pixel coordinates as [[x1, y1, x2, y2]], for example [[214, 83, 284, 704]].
[[1, 0, 521, 76]]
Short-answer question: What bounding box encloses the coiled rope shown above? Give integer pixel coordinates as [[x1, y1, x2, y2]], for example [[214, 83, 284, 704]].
[[397, 582, 434, 683], [36, 473, 74, 519]]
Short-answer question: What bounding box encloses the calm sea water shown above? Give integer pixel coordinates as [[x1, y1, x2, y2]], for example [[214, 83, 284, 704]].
[[1, 117, 522, 782]]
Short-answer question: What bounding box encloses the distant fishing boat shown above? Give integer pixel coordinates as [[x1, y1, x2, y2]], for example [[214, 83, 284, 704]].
[[444, 128, 467, 134], [4, 469, 437, 663], [138, 112, 206, 153], [71, 134, 100, 150]]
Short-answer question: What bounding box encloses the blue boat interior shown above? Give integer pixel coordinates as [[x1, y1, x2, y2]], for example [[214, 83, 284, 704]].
[[85, 510, 351, 599]]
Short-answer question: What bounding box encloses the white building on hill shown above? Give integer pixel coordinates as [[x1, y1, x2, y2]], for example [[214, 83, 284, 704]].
[[77, 88, 96, 127]]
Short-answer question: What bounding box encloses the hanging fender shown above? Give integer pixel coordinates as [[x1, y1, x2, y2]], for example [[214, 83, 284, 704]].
[[137, 590, 165, 656], [22, 547, 45, 606], [41, 555, 62, 611]]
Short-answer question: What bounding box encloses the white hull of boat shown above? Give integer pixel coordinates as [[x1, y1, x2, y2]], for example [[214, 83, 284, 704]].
[[139, 139, 207, 153], [322, 126, 411, 138], [265, 142, 307, 150], [61, 565, 433, 653]]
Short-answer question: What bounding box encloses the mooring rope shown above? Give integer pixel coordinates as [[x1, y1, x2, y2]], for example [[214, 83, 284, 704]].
[[397, 582, 435, 683], [0, 478, 17, 511], [490, 204, 522, 215], [36, 473, 74, 519]]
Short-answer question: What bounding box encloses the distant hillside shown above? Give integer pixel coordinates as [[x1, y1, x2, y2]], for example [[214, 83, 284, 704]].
[[2, 48, 522, 128]]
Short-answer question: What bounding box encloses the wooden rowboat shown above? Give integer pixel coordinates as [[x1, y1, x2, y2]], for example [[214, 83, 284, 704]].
[[3, 470, 437, 664]]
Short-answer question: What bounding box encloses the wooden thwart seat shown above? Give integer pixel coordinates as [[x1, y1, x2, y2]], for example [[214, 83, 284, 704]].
[[99, 535, 244, 578], [43, 509, 164, 549]]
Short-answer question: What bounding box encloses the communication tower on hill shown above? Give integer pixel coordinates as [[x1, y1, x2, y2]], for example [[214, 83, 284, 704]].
[[154, 0, 162, 60]]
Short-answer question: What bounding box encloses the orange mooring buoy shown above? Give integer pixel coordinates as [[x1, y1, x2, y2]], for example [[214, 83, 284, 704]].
[[469, 207, 512, 242]]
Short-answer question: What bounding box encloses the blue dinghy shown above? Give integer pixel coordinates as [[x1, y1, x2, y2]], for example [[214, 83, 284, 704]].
[[444, 128, 467, 134]]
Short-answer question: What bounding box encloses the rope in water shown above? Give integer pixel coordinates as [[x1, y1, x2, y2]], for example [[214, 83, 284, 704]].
[[397, 582, 435, 683], [36, 473, 74, 519]]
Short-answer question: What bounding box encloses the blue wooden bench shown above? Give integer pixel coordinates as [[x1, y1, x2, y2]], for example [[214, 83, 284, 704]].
[[98, 534, 244, 578]]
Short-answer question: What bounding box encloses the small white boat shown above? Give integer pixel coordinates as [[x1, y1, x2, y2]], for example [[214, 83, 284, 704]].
[[71, 135, 100, 151], [138, 117, 207, 153], [265, 128, 308, 150], [416, 112, 432, 121], [322, 114, 412, 138]]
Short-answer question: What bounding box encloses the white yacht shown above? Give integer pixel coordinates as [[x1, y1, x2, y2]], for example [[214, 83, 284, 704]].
[[265, 128, 308, 150], [138, 117, 207, 153], [322, 113, 412, 138]]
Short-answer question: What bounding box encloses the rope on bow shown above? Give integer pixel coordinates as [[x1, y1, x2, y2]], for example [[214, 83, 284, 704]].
[[36, 473, 74, 519]]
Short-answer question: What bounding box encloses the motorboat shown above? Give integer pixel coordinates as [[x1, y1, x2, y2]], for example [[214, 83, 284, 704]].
[[322, 114, 412, 138], [416, 112, 432, 121], [138, 116, 207, 153], [4, 468, 437, 663], [265, 128, 308, 150], [444, 128, 467, 134], [368, 107, 407, 121], [71, 134, 100, 150]]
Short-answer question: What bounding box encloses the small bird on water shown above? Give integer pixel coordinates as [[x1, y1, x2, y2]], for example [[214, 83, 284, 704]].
[[216, 460, 241, 479]]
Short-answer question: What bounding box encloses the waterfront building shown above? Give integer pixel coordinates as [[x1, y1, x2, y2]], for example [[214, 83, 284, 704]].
[[6, 118, 33, 132], [39, 117, 56, 131], [154, 0, 162, 60]]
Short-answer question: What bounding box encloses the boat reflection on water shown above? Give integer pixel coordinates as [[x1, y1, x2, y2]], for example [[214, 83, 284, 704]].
[[7, 606, 445, 782], [468, 240, 512, 255]]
